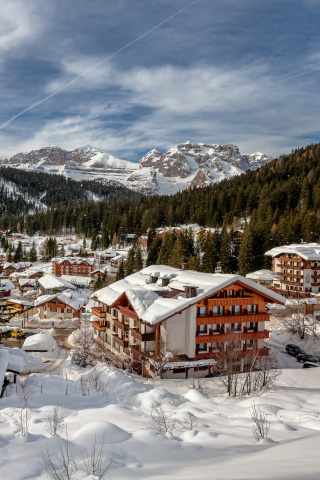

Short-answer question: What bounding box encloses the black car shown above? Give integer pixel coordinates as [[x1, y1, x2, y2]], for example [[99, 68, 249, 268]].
[[302, 360, 320, 368], [285, 344, 306, 357], [296, 353, 320, 363]]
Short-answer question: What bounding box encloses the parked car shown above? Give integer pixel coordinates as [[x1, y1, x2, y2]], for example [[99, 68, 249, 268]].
[[285, 344, 306, 357], [296, 353, 320, 363], [302, 360, 320, 368]]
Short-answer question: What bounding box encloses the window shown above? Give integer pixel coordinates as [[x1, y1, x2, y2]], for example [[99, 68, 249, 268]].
[[229, 289, 233, 297], [234, 323, 241, 331], [124, 315, 130, 324], [253, 305, 258, 314], [199, 325, 207, 333], [67, 309, 71, 313], [212, 324, 222, 332], [234, 305, 241, 314], [51, 307, 56, 312], [245, 339, 253, 348], [247, 305, 253, 313], [199, 306, 207, 316], [173, 368, 186, 374], [198, 343, 206, 351], [211, 342, 218, 350], [246, 322, 254, 330], [113, 325, 117, 333], [213, 306, 224, 316]]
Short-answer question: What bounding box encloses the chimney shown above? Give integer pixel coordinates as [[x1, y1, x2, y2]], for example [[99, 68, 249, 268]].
[[184, 286, 198, 298], [181, 263, 186, 271], [162, 278, 170, 287], [150, 272, 160, 284]]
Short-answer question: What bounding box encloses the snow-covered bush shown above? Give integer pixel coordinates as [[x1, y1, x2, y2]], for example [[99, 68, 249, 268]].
[[70, 325, 96, 368]]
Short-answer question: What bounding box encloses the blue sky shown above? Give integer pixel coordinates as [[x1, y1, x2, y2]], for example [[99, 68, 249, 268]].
[[1, 0, 320, 161]]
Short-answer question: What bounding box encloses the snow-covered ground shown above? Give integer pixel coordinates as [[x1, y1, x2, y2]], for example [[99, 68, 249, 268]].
[[0, 353, 319, 479]]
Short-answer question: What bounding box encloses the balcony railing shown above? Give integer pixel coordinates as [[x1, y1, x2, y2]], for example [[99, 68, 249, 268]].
[[119, 306, 138, 320], [130, 345, 142, 358], [195, 346, 269, 360], [195, 330, 269, 344], [92, 321, 106, 332], [196, 313, 269, 325], [112, 334, 129, 348], [92, 307, 106, 319], [130, 328, 155, 342]]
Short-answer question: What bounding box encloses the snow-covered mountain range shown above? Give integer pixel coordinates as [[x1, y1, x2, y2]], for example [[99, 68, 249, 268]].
[[0, 142, 273, 195]]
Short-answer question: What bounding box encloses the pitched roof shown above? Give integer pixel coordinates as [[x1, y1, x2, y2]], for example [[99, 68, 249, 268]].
[[265, 243, 320, 261], [93, 265, 285, 325]]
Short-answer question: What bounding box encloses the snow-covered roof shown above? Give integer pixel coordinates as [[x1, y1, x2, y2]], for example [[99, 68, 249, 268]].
[[35, 289, 87, 310], [52, 256, 94, 265], [61, 275, 94, 286], [265, 243, 320, 261], [7, 298, 34, 307], [2, 262, 32, 271], [246, 270, 280, 281], [38, 274, 76, 291], [0, 279, 15, 291], [93, 265, 285, 325], [0, 349, 23, 385], [18, 278, 37, 287], [22, 333, 55, 351]]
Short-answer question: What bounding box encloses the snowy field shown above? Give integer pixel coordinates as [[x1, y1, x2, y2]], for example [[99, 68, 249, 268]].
[[0, 352, 320, 480]]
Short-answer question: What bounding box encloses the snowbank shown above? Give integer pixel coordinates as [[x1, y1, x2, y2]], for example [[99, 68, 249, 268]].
[[22, 333, 56, 352]]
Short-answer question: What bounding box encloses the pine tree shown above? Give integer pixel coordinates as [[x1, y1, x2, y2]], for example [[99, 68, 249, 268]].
[[126, 247, 136, 275], [134, 247, 143, 271], [146, 237, 162, 266], [14, 241, 23, 263], [29, 242, 37, 262], [116, 259, 125, 280]]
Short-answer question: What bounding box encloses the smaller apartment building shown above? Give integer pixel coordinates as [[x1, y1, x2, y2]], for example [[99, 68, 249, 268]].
[[91, 266, 285, 378], [52, 257, 94, 277], [265, 243, 320, 293], [35, 289, 86, 321]]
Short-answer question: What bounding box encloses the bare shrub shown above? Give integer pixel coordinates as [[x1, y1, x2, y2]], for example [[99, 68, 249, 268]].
[[15, 406, 31, 438], [250, 401, 270, 442], [45, 405, 65, 437], [41, 428, 77, 480], [17, 377, 35, 407], [81, 432, 112, 478], [150, 403, 176, 434], [89, 375, 107, 393], [176, 413, 198, 432], [150, 403, 198, 435]]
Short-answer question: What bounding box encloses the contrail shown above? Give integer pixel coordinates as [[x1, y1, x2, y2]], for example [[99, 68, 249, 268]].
[[0, 0, 199, 131]]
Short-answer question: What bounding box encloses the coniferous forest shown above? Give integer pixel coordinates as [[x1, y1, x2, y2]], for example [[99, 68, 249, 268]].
[[2, 143, 320, 275]]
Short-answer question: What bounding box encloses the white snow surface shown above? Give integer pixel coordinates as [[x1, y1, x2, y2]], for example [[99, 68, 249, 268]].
[[0, 360, 320, 479]]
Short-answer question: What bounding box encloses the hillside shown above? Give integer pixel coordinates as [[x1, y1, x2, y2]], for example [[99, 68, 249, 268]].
[[0, 167, 139, 219], [1, 143, 272, 195]]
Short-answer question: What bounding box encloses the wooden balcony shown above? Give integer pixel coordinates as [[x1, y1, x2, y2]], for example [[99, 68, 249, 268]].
[[196, 313, 270, 325], [92, 321, 106, 332], [207, 298, 258, 307], [130, 345, 142, 358], [130, 328, 155, 342], [92, 307, 106, 319], [195, 346, 269, 360], [195, 330, 269, 344], [113, 319, 125, 331], [119, 305, 138, 320], [48, 302, 66, 309], [112, 335, 129, 348]]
